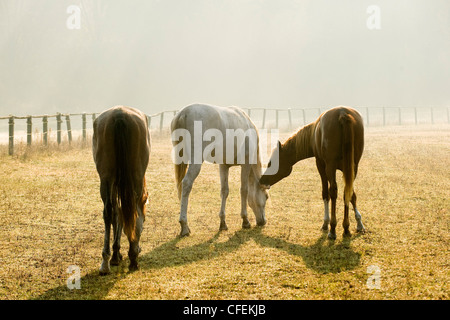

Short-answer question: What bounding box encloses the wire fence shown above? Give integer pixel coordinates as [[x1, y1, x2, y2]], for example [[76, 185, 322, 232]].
[[1, 106, 449, 155]]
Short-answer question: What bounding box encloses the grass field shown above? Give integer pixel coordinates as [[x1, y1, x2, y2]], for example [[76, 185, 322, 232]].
[[0, 125, 448, 300]]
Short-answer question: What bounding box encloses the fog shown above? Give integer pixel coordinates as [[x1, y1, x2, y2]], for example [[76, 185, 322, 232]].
[[1, 0, 449, 116]]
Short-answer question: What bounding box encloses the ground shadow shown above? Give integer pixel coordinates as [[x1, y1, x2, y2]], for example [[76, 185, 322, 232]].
[[139, 228, 361, 274], [252, 229, 362, 274], [35, 227, 361, 299], [35, 266, 128, 300]]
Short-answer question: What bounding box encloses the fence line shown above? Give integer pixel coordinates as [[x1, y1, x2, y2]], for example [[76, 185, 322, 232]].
[[1, 106, 449, 155]]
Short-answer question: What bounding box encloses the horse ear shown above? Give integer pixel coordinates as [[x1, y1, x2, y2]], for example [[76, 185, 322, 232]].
[[277, 140, 282, 150]]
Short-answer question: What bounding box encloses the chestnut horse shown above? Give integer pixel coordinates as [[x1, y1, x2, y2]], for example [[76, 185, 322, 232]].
[[260, 106, 365, 240], [92, 106, 150, 274]]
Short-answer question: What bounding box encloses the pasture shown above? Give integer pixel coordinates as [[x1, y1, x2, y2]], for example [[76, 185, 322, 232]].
[[0, 125, 448, 300]]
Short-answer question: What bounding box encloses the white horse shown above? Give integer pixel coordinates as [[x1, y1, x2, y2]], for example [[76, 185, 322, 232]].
[[171, 103, 269, 236]]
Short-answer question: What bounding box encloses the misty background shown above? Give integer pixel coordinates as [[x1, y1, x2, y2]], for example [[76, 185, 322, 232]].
[[0, 0, 449, 117]]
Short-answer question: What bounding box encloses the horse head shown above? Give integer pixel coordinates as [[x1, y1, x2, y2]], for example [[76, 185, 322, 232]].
[[248, 167, 269, 227], [260, 140, 293, 187]]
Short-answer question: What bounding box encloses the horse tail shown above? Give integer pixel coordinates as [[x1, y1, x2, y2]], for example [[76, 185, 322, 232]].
[[175, 163, 188, 200], [339, 111, 355, 207], [111, 114, 138, 241], [171, 112, 188, 200]]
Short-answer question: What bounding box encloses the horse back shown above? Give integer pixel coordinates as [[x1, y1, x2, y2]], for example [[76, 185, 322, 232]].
[[171, 103, 259, 166], [172, 103, 255, 131]]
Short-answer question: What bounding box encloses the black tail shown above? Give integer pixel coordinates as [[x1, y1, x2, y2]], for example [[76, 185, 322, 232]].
[[111, 115, 137, 241]]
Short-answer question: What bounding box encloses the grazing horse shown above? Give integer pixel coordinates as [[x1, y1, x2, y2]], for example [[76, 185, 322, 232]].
[[92, 106, 150, 274], [260, 106, 365, 240], [171, 103, 269, 236]]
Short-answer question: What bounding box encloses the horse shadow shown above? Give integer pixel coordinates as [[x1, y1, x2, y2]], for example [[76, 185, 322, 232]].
[[35, 228, 361, 299], [138, 228, 361, 274]]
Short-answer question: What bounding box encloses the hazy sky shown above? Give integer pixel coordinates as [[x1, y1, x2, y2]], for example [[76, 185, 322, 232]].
[[0, 0, 449, 116]]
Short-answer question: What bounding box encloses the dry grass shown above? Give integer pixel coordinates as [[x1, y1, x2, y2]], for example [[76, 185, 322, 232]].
[[0, 125, 448, 300]]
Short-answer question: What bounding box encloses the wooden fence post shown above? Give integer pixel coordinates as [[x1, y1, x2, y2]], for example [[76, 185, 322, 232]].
[[365, 107, 369, 126], [8, 116, 14, 156], [43, 115, 48, 146], [288, 108, 292, 131], [65, 115, 72, 145], [147, 115, 152, 129], [27, 116, 32, 146], [364, 107, 368, 126], [447, 107, 450, 124], [159, 112, 164, 133], [82, 113, 87, 146], [276, 110, 279, 129], [430, 107, 434, 124], [56, 113, 62, 145], [262, 109, 266, 129]]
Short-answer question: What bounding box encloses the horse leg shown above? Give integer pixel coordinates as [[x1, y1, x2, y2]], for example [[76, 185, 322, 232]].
[[240, 164, 251, 229], [99, 179, 112, 275], [219, 164, 230, 231], [110, 206, 123, 266], [351, 192, 366, 233], [343, 196, 351, 237], [128, 180, 148, 271], [316, 159, 330, 231], [326, 166, 338, 240], [179, 163, 202, 236], [128, 204, 144, 271]]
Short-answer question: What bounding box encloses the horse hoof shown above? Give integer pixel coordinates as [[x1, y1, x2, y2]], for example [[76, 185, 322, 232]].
[[356, 226, 366, 233], [179, 221, 191, 237], [242, 220, 251, 229], [321, 224, 329, 231], [180, 227, 191, 237], [219, 221, 228, 231], [128, 261, 139, 272], [256, 219, 267, 227], [327, 232, 337, 240], [180, 230, 190, 237], [343, 230, 352, 238], [110, 252, 123, 266], [99, 263, 111, 276]]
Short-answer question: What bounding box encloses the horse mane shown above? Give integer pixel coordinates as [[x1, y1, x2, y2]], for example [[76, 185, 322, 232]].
[[248, 133, 262, 181], [249, 135, 270, 198], [282, 122, 316, 164]]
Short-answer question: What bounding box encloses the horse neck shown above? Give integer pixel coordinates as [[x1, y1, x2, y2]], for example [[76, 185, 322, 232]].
[[249, 147, 262, 186], [248, 164, 262, 199], [284, 123, 315, 165]]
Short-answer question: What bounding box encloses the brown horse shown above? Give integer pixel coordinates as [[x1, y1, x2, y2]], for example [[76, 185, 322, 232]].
[[260, 106, 365, 240], [92, 106, 150, 274]]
